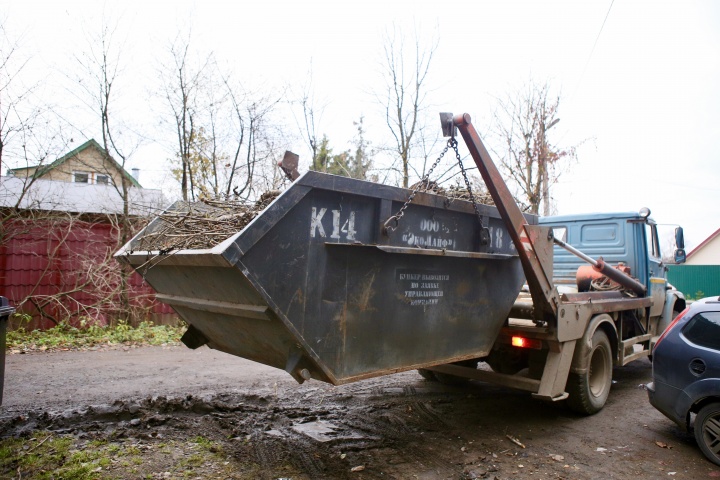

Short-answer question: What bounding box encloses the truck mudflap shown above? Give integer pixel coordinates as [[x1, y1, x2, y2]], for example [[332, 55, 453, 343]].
[[116, 171, 535, 385]]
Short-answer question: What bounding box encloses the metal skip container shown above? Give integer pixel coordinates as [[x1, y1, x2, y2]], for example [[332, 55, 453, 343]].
[[116, 172, 533, 385]]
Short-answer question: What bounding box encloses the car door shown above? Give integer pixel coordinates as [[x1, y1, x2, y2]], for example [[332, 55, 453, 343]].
[[675, 310, 720, 393]]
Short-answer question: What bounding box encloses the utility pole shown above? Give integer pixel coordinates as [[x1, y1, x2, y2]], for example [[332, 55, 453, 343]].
[[541, 118, 560, 216]]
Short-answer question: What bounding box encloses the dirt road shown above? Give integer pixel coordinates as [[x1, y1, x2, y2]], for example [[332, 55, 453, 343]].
[[2, 346, 718, 479]]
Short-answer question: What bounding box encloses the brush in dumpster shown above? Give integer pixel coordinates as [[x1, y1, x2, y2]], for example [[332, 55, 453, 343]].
[[408, 179, 495, 206], [116, 171, 535, 386], [132, 191, 281, 254]]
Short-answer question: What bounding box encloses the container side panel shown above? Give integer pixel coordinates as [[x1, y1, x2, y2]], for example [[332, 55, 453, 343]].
[[171, 306, 298, 372], [142, 265, 267, 307], [119, 172, 531, 386], [241, 184, 525, 382]]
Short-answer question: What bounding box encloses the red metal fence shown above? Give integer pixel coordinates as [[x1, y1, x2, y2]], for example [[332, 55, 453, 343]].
[[0, 216, 175, 330]]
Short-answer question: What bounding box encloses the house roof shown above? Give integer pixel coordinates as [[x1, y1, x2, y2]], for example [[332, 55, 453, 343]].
[[687, 227, 720, 260], [0, 175, 167, 217], [9, 139, 142, 188]]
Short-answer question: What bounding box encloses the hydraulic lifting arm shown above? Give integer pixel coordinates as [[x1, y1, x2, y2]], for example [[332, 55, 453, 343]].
[[444, 113, 560, 323]]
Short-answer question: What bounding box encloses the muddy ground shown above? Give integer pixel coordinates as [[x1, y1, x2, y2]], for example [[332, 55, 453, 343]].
[[2, 346, 718, 479]]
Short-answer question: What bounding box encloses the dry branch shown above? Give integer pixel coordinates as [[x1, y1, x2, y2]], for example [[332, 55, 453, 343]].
[[133, 190, 281, 253], [409, 180, 495, 206]]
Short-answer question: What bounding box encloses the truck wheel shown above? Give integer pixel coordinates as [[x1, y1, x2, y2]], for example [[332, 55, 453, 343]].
[[566, 329, 612, 415], [694, 402, 720, 465], [486, 348, 527, 375], [417, 369, 437, 381]]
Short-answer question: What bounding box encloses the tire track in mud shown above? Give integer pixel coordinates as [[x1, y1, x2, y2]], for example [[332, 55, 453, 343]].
[[403, 385, 452, 427], [251, 434, 284, 471], [249, 432, 327, 478], [310, 383, 465, 477], [288, 437, 327, 478]]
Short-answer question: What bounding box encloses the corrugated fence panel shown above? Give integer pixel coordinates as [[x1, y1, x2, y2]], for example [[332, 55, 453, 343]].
[[667, 265, 720, 299], [1, 216, 178, 329]]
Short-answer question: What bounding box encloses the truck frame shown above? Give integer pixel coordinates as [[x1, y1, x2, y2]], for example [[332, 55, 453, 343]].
[[424, 113, 686, 414]]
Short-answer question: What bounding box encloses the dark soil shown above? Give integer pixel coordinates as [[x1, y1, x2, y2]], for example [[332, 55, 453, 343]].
[[2, 346, 718, 479]]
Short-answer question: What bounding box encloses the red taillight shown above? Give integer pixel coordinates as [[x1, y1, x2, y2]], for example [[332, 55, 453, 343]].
[[655, 307, 690, 349], [511, 336, 543, 350]]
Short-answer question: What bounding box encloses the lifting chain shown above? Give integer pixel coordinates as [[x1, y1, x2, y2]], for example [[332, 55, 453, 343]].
[[452, 138, 491, 246], [383, 139, 450, 233], [383, 136, 491, 246]]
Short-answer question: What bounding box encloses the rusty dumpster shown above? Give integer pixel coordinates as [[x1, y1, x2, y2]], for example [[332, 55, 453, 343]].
[[116, 172, 535, 385]]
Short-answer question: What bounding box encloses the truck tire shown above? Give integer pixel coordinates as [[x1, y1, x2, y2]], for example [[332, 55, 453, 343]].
[[694, 402, 720, 465], [486, 347, 527, 375], [566, 329, 612, 415]]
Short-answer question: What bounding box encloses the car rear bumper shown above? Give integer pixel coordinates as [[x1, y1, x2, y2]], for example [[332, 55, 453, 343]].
[[647, 381, 686, 428]]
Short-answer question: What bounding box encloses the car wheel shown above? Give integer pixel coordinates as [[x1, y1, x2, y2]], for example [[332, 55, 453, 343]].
[[566, 329, 613, 415], [694, 402, 720, 465]]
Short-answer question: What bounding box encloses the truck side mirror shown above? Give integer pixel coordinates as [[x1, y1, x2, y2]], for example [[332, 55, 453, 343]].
[[674, 248, 686, 264], [675, 227, 685, 250], [673, 227, 686, 264]]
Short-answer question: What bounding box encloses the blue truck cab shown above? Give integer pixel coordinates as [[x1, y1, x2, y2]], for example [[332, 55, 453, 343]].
[[539, 209, 687, 342], [473, 208, 690, 414]]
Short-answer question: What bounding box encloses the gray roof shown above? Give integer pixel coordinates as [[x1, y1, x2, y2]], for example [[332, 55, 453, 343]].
[[0, 176, 168, 217]]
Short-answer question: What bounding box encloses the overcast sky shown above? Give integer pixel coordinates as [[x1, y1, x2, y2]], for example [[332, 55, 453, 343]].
[[2, 0, 719, 251]]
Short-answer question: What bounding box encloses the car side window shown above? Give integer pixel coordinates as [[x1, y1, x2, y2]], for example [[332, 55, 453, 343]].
[[682, 311, 720, 351]]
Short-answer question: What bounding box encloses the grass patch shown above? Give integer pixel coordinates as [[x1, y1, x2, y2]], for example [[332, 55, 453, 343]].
[[6, 320, 184, 352], [0, 433, 99, 479], [0, 433, 294, 479]]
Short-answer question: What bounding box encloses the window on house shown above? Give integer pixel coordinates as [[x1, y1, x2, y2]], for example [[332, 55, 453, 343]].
[[96, 174, 110, 185], [73, 171, 90, 183]]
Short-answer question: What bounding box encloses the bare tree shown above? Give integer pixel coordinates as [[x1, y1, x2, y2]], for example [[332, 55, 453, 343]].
[[0, 24, 68, 204], [378, 27, 437, 188], [493, 80, 579, 215], [223, 78, 283, 200], [70, 18, 156, 324], [291, 64, 328, 169], [9, 212, 157, 328], [158, 32, 285, 202], [158, 32, 211, 202], [72, 19, 140, 242], [0, 19, 164, 328], [0, 23, 74, 252]]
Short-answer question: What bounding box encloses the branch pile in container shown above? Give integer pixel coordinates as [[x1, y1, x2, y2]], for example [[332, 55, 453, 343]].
[[133, 190, 281, 254], [410, 180, 494, 206]]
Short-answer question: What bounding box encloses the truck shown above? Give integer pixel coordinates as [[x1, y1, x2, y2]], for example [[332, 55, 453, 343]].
[[115, 112, 686, 415], [423, 210, 687, 414]]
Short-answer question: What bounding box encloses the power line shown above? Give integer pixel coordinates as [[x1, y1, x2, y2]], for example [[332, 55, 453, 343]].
[[572, 0, 616, 101]]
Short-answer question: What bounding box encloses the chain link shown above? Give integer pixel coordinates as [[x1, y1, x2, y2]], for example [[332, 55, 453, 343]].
[[384, 136, 490, 246], [383, 140, 451, 233], [452, 138, 490, 245]]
